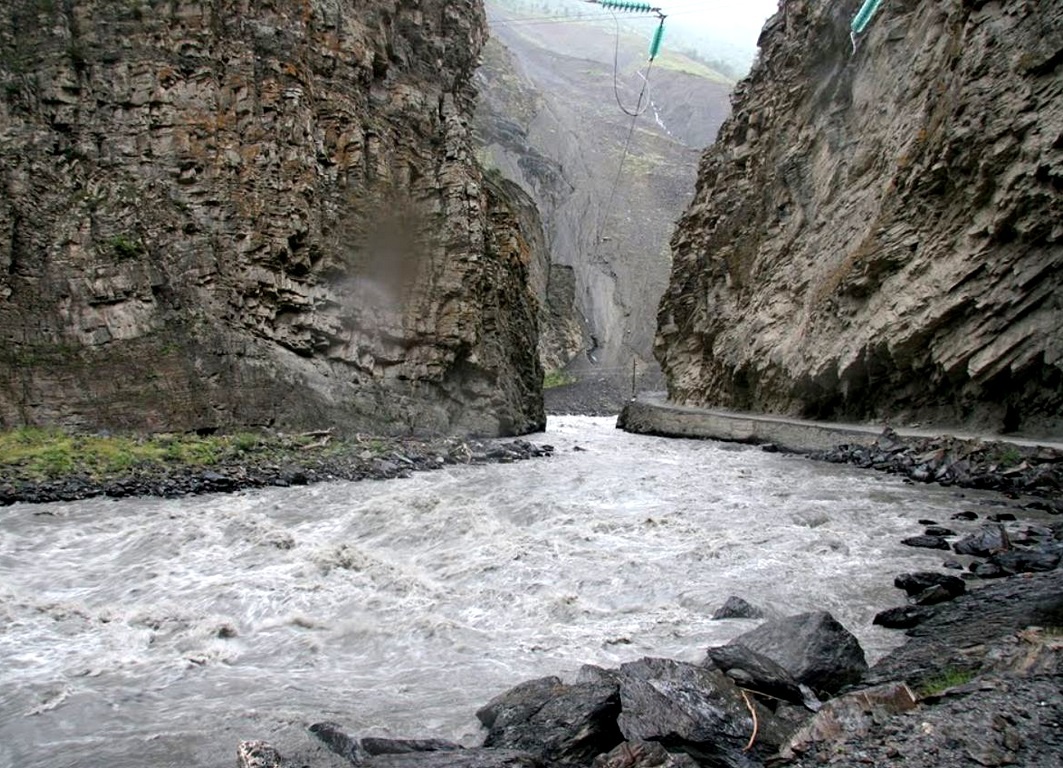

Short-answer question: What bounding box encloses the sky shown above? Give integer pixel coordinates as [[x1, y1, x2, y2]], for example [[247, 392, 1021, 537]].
[[656, 0, 780, 44]]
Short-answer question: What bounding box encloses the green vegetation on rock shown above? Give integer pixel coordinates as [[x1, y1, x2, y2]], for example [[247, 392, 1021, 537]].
[[543, 370, 577, 389], [918, 667, 976, 698], [0, 427, 326, 481]]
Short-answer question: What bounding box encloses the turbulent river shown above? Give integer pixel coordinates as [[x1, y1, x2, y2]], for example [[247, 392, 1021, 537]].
[[0, 416, 1002, 768]]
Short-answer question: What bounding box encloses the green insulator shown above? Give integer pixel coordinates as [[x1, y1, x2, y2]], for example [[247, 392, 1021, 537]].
[[649, 22, 664, 59], [851, 0, 884, 34]]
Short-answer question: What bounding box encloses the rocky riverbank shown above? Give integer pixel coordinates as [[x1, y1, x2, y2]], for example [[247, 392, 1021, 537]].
[[0, 432, 553, 507], [233, 496, 1063, 768], [809, 427, 1063, 504]]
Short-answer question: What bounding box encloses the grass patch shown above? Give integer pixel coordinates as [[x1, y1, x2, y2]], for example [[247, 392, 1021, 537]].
[[0, 427, 320, 481], [918, 668, 976, 697], [991, 445, 1023, 467], [543, 370, 578, 389], [650, 50, 734, 84]]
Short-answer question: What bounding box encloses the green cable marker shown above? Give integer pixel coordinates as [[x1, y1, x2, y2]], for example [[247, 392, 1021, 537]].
[[649, 21, 665, 60], [851, 0, 884, 34]]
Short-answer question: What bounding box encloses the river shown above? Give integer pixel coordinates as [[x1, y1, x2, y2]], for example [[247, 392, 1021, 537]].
[[0, 416, 998, 767]]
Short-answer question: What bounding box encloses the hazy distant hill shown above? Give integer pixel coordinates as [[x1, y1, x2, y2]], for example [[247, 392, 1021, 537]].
[[476, 0, 733, 382]]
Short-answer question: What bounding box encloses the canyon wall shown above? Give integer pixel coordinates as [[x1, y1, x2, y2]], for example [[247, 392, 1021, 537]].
[[0, 0, 545, 436], [657, 0, 1062, 436]]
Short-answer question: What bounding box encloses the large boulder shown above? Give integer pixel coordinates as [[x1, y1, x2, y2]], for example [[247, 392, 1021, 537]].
[[607, 657, 788, 767], [727, 612, 867, 696], [704, 645, 818, 710], [476, 676, 624, 764]]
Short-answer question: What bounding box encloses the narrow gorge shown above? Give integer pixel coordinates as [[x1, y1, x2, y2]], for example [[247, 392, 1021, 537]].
[[2, 2, 1062, 768]]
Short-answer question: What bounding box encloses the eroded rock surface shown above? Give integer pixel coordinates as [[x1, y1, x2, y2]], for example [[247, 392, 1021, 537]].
[[656, 0, 1063, 436], [0, 0, 545, 436]]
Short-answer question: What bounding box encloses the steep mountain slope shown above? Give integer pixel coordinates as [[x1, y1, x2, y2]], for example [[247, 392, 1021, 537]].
[[476, 1, 732, 382], [0, 0, 545, 436], [657, 0, 1063, 436]]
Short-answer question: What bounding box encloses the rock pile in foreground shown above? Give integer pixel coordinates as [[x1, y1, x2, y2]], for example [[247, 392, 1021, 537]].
[[236, 570, 1063, 768]]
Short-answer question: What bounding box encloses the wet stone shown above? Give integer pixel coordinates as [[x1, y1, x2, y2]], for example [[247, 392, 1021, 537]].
[[711, 596, 766, 620], [902, 535, 951, 550]]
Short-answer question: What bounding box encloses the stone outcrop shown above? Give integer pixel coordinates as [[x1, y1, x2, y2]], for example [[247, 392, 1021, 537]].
[[0, 0, 545, 436], [656, 0, 1063, 436]]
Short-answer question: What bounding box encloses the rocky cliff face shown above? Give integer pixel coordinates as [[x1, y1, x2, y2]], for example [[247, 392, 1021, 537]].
[[657, 0, 1063, 436], [0, 0, 545, 436]]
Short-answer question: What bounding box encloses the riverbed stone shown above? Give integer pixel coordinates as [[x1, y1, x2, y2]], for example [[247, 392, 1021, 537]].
[[610, 657, 787, 767], [310, 722, 367, 763], [987, 550, 1061, 575], [711, 596, 766, 620], [954, 525, 1010, 557], [238, 741, 283, 768], [902, 535, 951, 550], [476, 676, 623, 764], [727, 611, 868, 696], [369, 749, 544, 768], [363, 738, 464, 756], [591, 740, 699, 768], [894, 572, 966, 600], [873, 605, 936, 629], [704, 644, 816, 710]]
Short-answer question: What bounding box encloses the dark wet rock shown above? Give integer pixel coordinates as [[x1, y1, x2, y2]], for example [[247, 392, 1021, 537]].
[[310, 722, 367, 763], [912, 584, 961, 606], [610, 657, 787, 767], [970, 561, 1009, 579], [727, 611, 868, 697], [954, 524, 1010, 557], [369, 749, 543, 768], [873, 605, 936, 629], [987, 549, 1061, 575], [711, 596, 766, 620], [704, 644, 818, 710], [1025, 499, 1063, 515], [362, 739, 463, 756], [943, 559, 965, 570], [866, 570, 1063, 689], [923, 525, 956, 537], [591, 740, 699, 768], [952, 510, 979, 520], [477, 677, 623, 764], [894, 572, 966, 600], [987, 512, 1018, 522], [901, 535, 951, 550]]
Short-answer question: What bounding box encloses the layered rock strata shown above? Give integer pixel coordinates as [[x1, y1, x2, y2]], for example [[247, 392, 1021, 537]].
[[0, 0, 545, 436], [656, 0, 1063, 435]]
